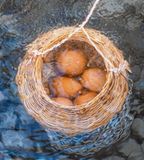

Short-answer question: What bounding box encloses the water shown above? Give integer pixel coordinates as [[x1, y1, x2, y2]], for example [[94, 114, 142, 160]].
[[0, 0, 144, 159]]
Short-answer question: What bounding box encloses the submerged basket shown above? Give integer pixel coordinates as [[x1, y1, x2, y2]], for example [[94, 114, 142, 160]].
[[16, 27, 130, 136]]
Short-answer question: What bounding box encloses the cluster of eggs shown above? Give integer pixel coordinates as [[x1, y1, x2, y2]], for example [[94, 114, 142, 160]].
[[49, 49, 106, 106]]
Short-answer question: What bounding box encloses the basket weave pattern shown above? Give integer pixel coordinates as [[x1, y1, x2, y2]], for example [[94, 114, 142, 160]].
[[16, 27, 130, 135]]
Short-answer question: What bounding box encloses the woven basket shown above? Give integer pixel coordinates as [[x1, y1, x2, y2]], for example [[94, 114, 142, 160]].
[[16, 27, 130, 135]]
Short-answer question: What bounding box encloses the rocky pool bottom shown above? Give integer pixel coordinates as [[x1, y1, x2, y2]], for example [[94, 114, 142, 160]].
[[0, 0, 144, 159]]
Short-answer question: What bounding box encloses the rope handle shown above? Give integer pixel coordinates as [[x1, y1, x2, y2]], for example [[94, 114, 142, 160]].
[[31, 0, 129, 74]]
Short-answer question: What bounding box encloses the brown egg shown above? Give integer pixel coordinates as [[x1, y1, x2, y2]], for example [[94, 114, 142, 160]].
[[74, 91, 97, 105], [81, 68, 106, 92], [51, 76, 82, 98], [52, 97, 73, 106], [57, 49, 87, 76]]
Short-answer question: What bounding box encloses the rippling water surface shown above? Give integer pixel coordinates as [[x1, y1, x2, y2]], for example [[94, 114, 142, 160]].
[[0, 0, 144, 159]]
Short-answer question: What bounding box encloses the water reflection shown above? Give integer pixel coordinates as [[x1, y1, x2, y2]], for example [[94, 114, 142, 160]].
[[0, 0, 144, 159]]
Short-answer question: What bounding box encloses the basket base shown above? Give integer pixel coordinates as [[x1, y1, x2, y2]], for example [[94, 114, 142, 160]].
[[45, 101, 133, 156]]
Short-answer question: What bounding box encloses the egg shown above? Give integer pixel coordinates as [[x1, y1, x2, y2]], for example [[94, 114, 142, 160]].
[[57, 49, 87, 76], [81, 68, 106, 92], [74, 91, 97, 105], [51, 76, 83, 97], [52, 97, 73, 106]]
